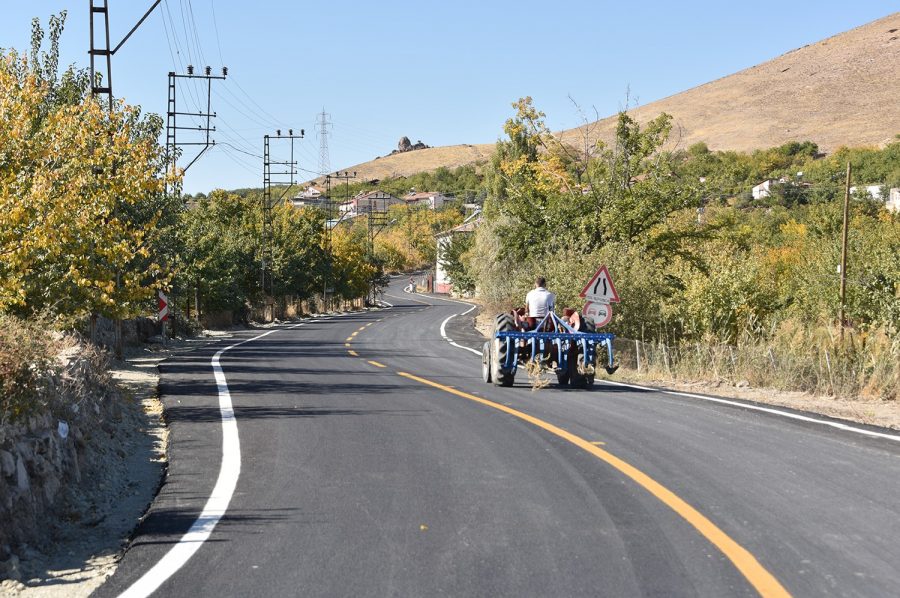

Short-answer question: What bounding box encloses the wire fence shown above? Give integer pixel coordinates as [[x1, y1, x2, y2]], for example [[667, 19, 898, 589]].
[[610, 335, 899, 400]]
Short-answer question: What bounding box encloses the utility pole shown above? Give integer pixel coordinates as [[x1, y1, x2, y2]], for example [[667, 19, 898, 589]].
[[165, 66, 227, 196], [89, 0, 162, 108], [262, 129, 304, 320], [88, 0, 161, 358], [839, 161, 852, 340], [325, 171, 356, 309], [317, 109, 332, 176]]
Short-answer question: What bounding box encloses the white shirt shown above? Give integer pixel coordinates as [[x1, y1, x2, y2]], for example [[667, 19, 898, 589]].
[[525, 287, 555, 317]]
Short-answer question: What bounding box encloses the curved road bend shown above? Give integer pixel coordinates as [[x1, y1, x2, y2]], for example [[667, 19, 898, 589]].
[[98, 280, 900, 597]]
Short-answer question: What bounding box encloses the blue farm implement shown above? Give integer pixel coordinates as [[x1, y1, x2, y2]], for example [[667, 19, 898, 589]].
[[481, 310, 618, 389]]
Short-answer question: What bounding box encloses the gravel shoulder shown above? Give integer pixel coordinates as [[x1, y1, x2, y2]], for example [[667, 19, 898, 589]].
[[3, 332, 235, 597]]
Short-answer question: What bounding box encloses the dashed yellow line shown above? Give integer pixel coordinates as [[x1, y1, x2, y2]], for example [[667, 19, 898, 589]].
[[350, 331, 358, 337], [357, 326, 366, 332], [590, 441, 606, 446], [395, 371, 790, 598], [367, 360, 387, 368], [344, 343, 351, 347], [345, 336, 354, 342], [348, 350, 358, 357]]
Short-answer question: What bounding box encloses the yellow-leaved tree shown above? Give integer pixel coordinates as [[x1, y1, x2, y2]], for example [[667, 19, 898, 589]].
[[0, 27, 173, 323]]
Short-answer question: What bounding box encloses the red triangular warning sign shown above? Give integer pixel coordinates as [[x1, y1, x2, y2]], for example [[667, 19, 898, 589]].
[[579, 265, 620, 303]]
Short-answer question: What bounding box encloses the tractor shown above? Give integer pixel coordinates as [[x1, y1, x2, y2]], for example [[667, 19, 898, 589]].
[[481, 308, 617, 389]]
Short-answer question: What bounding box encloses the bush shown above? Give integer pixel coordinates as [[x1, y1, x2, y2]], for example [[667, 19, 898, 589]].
[[0, 314, 112, 424]]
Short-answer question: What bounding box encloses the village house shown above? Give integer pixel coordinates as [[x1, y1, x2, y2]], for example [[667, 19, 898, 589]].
[[434, 216, 480, 295], [849, 184, 885, 200], [338, 191, 403, 216], [405, 191, 449, 210], [292, 186, 325, 208], [888, 188, 900, 213], [752, 179, 776, 199]]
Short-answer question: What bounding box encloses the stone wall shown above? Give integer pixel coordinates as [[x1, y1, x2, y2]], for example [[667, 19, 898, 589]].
[[0, 343, 123, 580]]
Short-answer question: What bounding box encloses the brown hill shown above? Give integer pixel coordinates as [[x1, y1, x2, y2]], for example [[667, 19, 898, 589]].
[[323, 13, 900, 183]]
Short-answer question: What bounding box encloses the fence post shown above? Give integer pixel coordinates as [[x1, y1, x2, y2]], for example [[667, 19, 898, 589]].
[[662, 343, 671, 375], [635, 339, 641, 374], [824, 349, 835, 396]]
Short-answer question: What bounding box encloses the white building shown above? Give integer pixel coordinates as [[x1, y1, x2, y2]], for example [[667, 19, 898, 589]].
[[752, 180, 775, 199], [405, 191, 449, 210], [849, 185, 885, 200], [887, 188, 900, 213], [434, 218, 479, 295], [338, 191, 403, 216], [292, 186, 325, 208]]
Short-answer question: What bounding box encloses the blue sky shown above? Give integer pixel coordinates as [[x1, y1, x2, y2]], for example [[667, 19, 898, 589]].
[[2, 1, 896, 193]]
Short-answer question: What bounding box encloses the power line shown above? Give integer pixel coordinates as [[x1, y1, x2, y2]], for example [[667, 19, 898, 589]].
[[209, 0, 225, 65]]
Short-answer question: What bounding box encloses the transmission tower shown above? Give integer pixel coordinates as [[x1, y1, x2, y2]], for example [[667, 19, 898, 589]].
[[316, 109, 332, 176]]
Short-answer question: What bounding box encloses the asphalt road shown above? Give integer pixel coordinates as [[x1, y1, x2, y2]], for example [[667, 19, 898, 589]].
[[97, 280, 900, 597]]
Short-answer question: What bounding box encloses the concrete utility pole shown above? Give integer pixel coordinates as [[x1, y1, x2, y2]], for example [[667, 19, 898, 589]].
[[262, 129, 304, 319], [88, 0, 161, 358], [165, 66, 227, 196], [839, 161, 852, 340]]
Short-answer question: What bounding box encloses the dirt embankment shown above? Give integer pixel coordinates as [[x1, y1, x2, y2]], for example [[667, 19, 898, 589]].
[[328, 13, 900, 181], [0, 335, 167, 596]]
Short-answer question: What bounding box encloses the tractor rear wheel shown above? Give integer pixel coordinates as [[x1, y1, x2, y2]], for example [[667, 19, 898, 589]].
[[491, 313, 516, 387], [569, 316, 597, 389]]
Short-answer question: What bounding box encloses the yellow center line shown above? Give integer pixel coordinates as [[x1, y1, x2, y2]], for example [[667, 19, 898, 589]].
[[345, 336, 354, 342], [590, 441, 606, 446], [357, 326, 366, 332], [348, 350, 358, 357], [365, 323, 373, 327], [367, 360, 387, 368], [396, 371, 790, 598], [350, 331, 358, 337], [344, 343, 351, 347]]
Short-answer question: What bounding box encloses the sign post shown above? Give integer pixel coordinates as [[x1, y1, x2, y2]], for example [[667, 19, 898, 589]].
[[158, 290, 169, 345], [579, 265, 619, 327]]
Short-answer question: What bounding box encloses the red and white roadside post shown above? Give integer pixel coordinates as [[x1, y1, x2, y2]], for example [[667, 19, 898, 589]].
[[159, 290, 170, 345]]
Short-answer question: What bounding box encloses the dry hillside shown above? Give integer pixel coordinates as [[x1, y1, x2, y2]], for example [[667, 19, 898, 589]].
[[324, 12, 899, 183]]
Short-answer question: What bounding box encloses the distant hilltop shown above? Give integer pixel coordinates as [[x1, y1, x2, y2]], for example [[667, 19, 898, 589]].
[[323, 12, 900, 183]]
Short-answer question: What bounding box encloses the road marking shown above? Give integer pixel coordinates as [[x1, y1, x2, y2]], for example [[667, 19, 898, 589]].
[[344, 343, 351, 347], [367, 360, 387, 368], [599, 380, 900, 444], [357, 326, 366, 331], [348, 350, 358, 357], [384, 292, 432, 307], [440, 308, 481, 356], [345, 336, 354, 342], [590, 441, 606, 446], [396, 371, 790, 598], [118, 328, 279, 598]]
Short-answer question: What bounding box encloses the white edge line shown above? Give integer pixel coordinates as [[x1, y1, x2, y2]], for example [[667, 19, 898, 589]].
[[598, 379, 900, 443], [421, 295, 900, 444], [440, 312, 482, 356], [117, 312, 365, 598], [118, 328, 276, 598]]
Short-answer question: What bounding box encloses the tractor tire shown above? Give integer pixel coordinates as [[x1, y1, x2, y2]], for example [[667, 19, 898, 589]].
[[481, 341, 492, 383], [569, 313, 596, 389], [555, 368, 570, 387], [491, 313, 516, 387]]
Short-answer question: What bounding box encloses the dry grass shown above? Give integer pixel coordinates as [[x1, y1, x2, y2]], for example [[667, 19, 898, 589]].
[[326, 13, 899, 180], [608, 324, 899, 402]]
